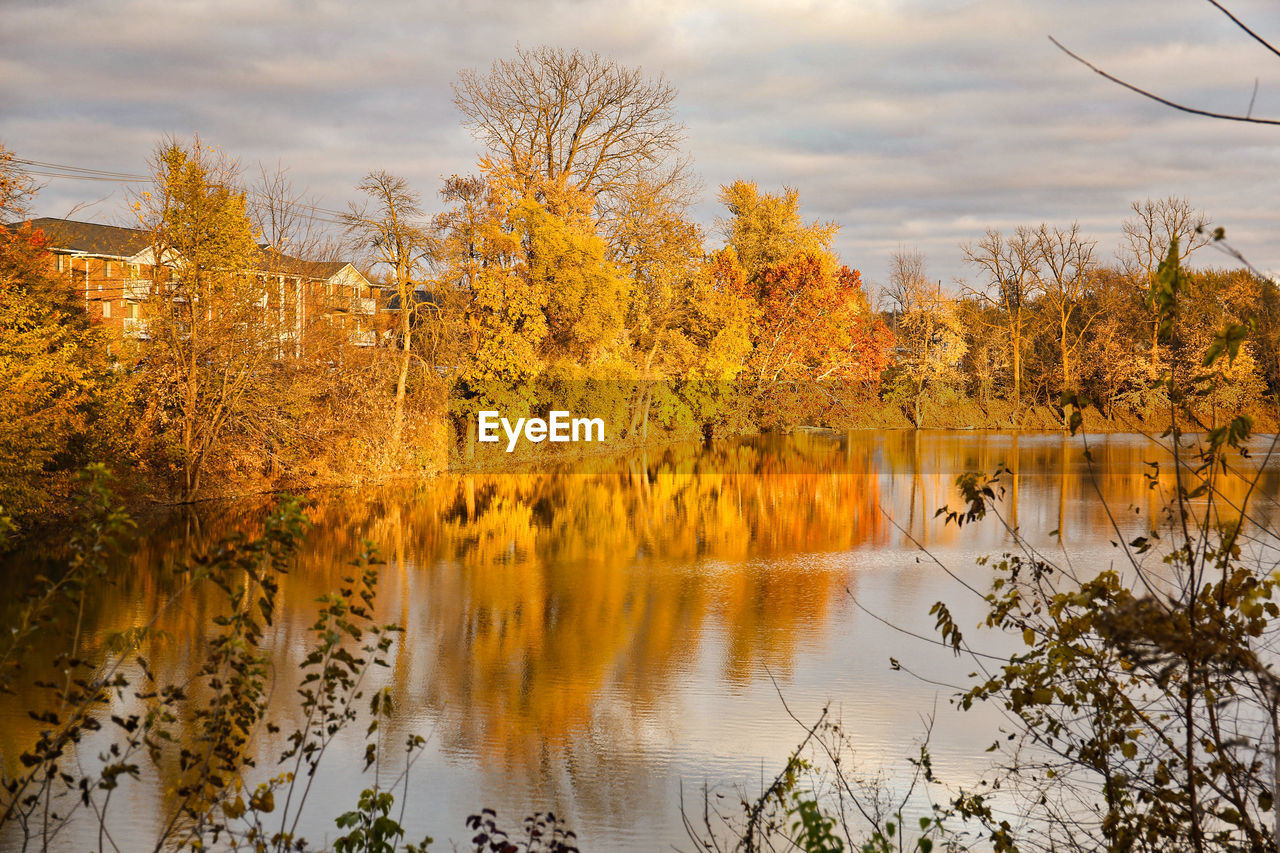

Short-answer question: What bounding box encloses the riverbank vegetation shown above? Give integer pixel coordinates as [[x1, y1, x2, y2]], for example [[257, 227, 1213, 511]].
[[4, 47, 1280, 532]]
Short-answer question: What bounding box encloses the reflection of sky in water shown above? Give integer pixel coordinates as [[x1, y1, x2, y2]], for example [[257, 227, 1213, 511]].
[[3, 431, 1279, 851]]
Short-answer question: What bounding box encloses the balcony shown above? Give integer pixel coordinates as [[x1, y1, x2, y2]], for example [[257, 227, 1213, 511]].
[[350, 296, 377, 315], [350, 329, 377, 347], [123, 278, 150, 301], [123, 318, 150, 339]]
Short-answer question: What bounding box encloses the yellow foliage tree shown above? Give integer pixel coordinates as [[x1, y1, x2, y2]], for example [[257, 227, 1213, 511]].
[[717, 180, 839, 280], [135, 138, 268, 501], [441, 165, 631, 438]]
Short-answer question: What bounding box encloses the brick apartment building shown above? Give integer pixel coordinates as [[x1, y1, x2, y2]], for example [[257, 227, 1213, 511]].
[[24, 217, 382, 352]]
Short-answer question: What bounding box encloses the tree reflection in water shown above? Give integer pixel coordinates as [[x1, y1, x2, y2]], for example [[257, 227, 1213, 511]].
[[2, 431, 1277, 850]]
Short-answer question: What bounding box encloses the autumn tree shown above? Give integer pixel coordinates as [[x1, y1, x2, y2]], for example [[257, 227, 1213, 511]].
[[963, 227, 1041, 405], [1120, 197, 1210, 378], [0, 144, 38, 219], [884, 249, 967, 426], [136, 138, 269, 502], [421, 174, 488, 374], [432, 163, 635, 448], [625, 247, 756, 440], [518, 179, 629, 369], [613, 178, 703, 358], [438, 165, 628, 377], [1234, 273, 1280, 395], [738, 252, 879, 393], [605, 176, 712, 433], [435, 174, 488, 295], [435, 167, 541, 405], [0, 146, 118, 524], [1075, 265, 1150, 416], [715, 183, 889, 424], [1173, 266, 1268, 425], [452, 46, 716, 435], [936, 246, 1280, 853], [344, 171, 434, 454], [717, 180, 838, 280], [686, 250, 754, 382], [1034, 222, 1101, 397]]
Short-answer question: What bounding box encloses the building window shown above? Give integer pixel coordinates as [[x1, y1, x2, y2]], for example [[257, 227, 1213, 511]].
[[105, 261, 113, 277], [102, 300, 111, 319]]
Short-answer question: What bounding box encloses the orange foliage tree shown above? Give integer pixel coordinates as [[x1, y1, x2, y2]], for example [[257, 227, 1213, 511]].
[[0, 144, 122, 526], [712, 217, 892, 426]]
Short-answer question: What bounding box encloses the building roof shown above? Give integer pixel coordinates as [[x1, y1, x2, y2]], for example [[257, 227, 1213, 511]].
[[253, 246, 351, 281], [25, 217, 152, 259], [15, 217, 365, 283], [381, 287, 437, 311]]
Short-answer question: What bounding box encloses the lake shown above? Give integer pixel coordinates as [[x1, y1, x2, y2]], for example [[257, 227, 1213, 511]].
[[4, 431, 1279, 851]]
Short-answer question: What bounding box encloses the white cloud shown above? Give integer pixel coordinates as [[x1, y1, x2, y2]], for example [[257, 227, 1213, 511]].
[[4, 0, 1280, 287]]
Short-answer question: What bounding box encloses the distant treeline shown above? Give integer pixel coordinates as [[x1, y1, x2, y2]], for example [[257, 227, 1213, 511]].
[[882, 208, 1277, 431], [2, 46, 1275, 533]]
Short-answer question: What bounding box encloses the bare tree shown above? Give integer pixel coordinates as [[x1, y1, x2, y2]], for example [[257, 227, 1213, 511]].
[[250, 163, 339, 260], [1035, 222, 1100, 394], [1120, 197, 1210, 376], [885, 247, 930, 317], [0, 143, 39, 221], [963, 227, 1042, 405], [1120, 197, 1210, 284], [250, 163, 346, 360], [887, 249, 967, 426], [453, 46, 687, 213], [343, 171, 433, 454]]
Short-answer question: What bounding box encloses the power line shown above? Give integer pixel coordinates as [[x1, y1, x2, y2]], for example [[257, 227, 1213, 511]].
[[9, 156, 363, 228], [12, 157, 150, 181]]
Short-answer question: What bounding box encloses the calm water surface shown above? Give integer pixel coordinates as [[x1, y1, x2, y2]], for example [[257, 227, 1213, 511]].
[[4, 431, 1280, 850]]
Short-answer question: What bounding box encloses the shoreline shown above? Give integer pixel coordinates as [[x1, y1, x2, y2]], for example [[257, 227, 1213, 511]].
[[12, 402, 1276, 547]]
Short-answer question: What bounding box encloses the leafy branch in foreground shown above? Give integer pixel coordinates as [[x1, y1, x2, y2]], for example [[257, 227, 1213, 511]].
[[464, 809, 578, 853], [0, 464, 133, 700], [0, 478, 438, 853], [0, 465, 135, 850], [683, 703, 971, 853], [927, 237, 1280, 853]]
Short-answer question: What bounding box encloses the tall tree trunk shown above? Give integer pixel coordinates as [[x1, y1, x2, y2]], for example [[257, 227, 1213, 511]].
[[1011, 321, 1022, 407], [183, 319, 199, 502], [1151, 318, 1161, 380], [640, 385, 651, 440], [391, 306, 411, 454], [1061, 315, 1073, 430], [1061, 314, 1072, 391], [1187, 671, 1203, 853]]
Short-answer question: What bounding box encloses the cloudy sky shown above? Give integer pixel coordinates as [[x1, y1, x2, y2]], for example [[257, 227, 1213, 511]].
[[4, 0, 1280, 291]]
